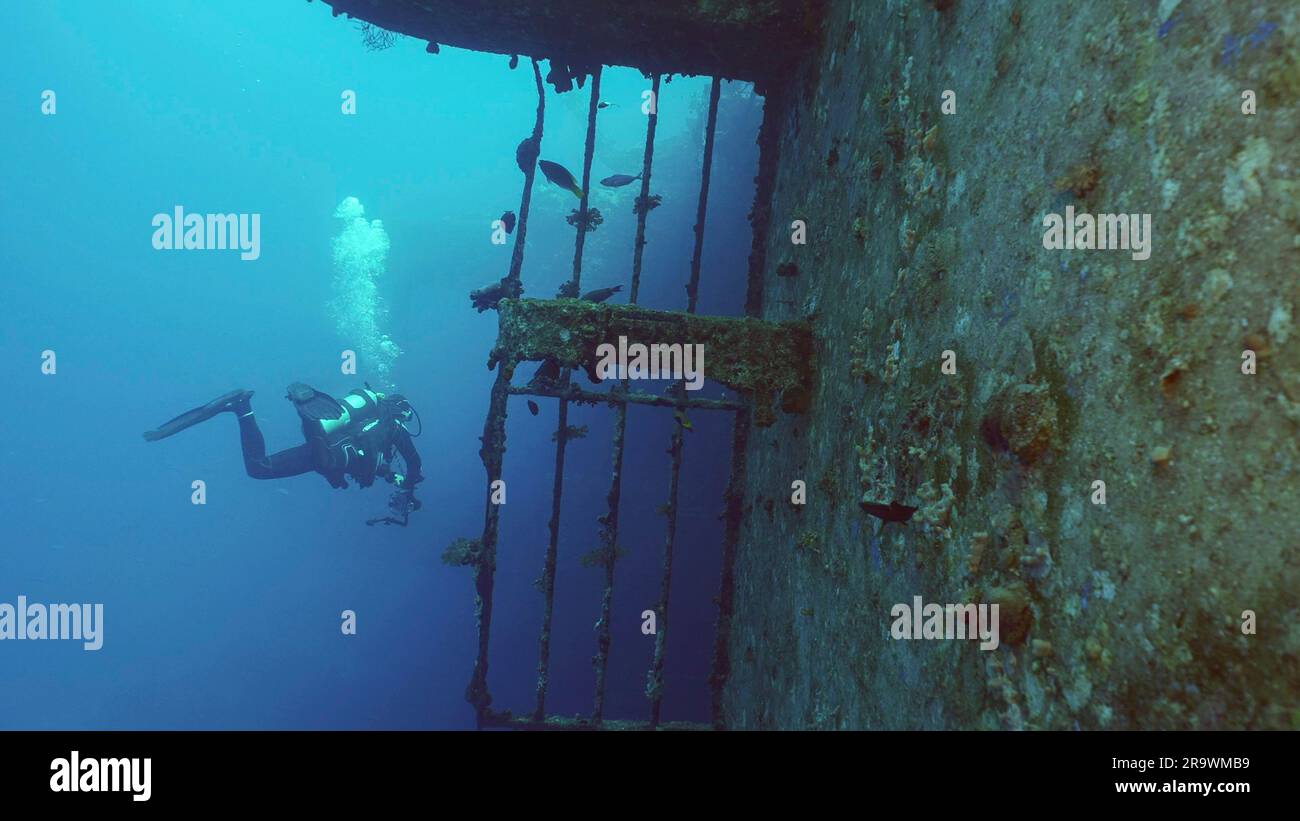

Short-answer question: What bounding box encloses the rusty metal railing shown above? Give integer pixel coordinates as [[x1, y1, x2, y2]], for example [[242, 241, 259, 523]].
[[460, 67, 751, 731]]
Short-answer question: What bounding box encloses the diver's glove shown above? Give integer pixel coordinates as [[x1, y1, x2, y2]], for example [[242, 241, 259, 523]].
[[402, 472, 424, 490], [379, 467, 406, 487]]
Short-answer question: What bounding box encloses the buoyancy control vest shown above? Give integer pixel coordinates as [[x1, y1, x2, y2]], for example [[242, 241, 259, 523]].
[[286, 383, 394, 488]]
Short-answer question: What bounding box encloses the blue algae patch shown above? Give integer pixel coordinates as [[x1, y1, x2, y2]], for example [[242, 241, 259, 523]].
[[899, 661, 919, 687], [1223, 34, 1243, 66], [997, 288, 1021, 328], [1060, 369, 1084, 401], [1224, 22, 1278, 65], [1080, 579, 1093, 610], [1158, 13, 1182, 40], [1250, 21, 1278, 49]]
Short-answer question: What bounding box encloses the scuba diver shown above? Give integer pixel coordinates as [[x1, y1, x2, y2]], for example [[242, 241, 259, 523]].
[[143, 384, 424, 526]]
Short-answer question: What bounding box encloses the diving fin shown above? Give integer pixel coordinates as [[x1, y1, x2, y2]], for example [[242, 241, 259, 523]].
[[142, 389, 253, 442], [285, 382, 346, 423]]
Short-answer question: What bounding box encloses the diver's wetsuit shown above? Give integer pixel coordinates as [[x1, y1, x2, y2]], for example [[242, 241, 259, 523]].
[[236, 405, 316, 479], [233, 390, 422, 490]]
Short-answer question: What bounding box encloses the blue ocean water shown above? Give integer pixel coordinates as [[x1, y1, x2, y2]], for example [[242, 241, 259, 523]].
[[0, 0, 761, 728]]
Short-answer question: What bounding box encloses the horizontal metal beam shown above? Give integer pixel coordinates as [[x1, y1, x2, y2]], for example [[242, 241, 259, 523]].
[[508, 383, 744, 412], [491, 298, 813, 427], [481, 711, 711, 732], [319, 0, 822, 92]]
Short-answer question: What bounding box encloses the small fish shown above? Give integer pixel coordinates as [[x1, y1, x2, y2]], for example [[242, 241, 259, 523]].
[[527, 400, 539, 416], [500, 211, 516, 234], [597, 101, 613, 109], [673, 409, 694, 431], [509, 54, 519, 70], [530, 357, 561, 386], [860, 500, 918, 523], [580, 285, 622, 303], [600, 173, 641, 188], [469, 276, 522, 312], [515, 137, 539, 175], [538, 159, 584, 199]]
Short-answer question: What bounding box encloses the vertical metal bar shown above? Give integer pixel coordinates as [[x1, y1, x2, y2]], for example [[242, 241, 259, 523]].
[[466, 58, 545, 729], [590, 398, 625, 723], [647, 425, 683, 726], [533, 391, 568, 721], [684, 76, 722, 314], [708, 406, 750, 728], [629, 74, 661, 305], [593, 73, 660, 723], [743, 79, 782, 319], [507, 59, 546, 287], [710, 79, 782, 727], [533, 66, 602, 721], [647, 75, 722, 727], [569, 66, 603, 291], [467, 359, 513, 726]]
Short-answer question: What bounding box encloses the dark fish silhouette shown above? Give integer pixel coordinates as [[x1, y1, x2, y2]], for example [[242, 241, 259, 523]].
[[580, 285, 622, 303], [500, 211, 516, 234], [600, 173, 641, 188], [516, 137, 539, 175], [597, 101, 613, 109], [509, 54, 519, 70], [538, 159, 584, 199], [469, 276, 522, 313], [860, 501, 918, 523], [527, 400, 539, 416], [529, 357, 561, 386]]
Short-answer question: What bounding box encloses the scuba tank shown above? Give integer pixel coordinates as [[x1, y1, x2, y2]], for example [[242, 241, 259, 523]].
[[286, 383, 389, 487]]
